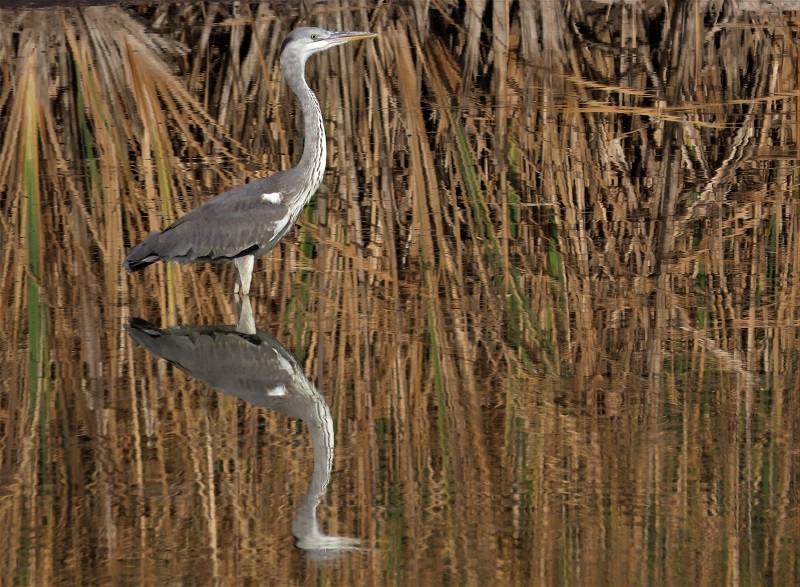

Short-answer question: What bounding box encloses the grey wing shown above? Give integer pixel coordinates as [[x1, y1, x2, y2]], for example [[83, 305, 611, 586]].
[[125, 320, 308, 412], [156, 179, 293, 262]]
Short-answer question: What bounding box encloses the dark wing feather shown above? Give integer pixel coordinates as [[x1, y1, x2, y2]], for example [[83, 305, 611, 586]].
[[124, 174, 295, 270]]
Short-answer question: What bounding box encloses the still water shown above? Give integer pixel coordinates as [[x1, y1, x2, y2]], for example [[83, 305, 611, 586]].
[[2, 2, 799, 586]]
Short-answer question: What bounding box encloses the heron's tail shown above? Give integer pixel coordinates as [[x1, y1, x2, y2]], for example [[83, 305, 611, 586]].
[[125, 317, 162, 336], [123, 232, 162, 273]]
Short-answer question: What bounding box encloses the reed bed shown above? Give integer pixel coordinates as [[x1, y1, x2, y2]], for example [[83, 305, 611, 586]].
[[0, 1, 799, 585]]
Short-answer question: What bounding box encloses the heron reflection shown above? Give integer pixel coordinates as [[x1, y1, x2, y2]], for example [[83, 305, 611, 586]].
[[125, 301, 358, 556]]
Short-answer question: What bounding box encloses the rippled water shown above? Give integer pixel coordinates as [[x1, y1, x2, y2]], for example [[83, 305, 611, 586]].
[[2, 2, 799, 586]]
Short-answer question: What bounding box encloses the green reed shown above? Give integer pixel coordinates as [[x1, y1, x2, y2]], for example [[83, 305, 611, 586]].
[[22, 53, 52, 586]]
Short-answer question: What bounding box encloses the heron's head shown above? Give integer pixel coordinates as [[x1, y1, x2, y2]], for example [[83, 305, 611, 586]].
[[280, 27, 378, 64]]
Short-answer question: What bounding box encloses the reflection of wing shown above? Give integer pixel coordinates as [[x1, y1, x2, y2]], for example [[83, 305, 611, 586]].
[[125, 319, 303, 415]]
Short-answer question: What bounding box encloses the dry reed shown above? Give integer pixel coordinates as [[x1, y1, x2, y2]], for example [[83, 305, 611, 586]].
[[0, 2, 799, 585]]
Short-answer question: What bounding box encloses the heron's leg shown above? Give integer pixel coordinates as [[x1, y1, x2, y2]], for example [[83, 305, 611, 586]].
[[235, 294, 256, 335], [234, 255, 255, 295]]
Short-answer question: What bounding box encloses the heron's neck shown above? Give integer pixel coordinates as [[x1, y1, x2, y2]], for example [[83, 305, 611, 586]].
[[283, 55, 326, 212]]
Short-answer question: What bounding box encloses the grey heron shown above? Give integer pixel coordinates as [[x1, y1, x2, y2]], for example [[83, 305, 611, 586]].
[[123, 27, 378, 295]]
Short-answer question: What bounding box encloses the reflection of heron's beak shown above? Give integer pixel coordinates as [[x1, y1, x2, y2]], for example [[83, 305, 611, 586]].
[[328, 31, 379, 46]]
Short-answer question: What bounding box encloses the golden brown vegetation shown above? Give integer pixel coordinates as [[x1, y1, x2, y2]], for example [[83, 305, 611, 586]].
[[1, 1, 799, 585]]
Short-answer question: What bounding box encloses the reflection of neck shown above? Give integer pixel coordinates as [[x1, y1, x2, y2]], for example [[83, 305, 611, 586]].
[[292, 391, 334, 544], [288, 371, 359, 553]]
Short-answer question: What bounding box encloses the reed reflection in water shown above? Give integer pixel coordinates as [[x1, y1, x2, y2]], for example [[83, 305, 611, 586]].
[[1, 1, 800, 586]]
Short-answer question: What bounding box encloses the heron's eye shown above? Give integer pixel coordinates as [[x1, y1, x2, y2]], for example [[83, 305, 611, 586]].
[[310, 34, 318, 41]]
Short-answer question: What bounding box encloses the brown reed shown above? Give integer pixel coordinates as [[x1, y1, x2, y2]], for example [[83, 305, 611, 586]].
[[0, 2, 798, 585]]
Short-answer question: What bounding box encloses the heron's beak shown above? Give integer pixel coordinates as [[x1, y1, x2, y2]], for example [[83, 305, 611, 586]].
[[327, 31, 379, 46]]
